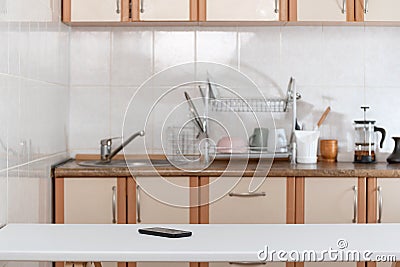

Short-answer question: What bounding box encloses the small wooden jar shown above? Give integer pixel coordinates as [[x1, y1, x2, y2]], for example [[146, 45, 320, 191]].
[[319, 139, 338, 162]]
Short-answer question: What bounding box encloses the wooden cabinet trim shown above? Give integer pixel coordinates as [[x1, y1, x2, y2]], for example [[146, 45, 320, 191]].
[[55, 178, 65, 224], [190, 0, 198, 21], [190, 176, 200, 224], [198, 0, 206, 21], [295, 177, 305, 224], [62, 0, 72, 23], [347, 0, 355, 21], [357, 177, 366, 223], [199, 177, 210, 224], [288, 0, 297, 21], [127, 177, 137, 224], [117, 178, 127, 224], [121, 0, 131, 21], [280, 0, 289, 21], [355, 0, 364, 21], [367, 177, 378, 223], [286, 177, 296, 224]]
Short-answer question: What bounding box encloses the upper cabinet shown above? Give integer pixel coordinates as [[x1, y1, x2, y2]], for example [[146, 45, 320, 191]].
[[356, 0, 400, 21], [292, 0, 354, 21], [203, 0, 285, 21], [68, 0, 123, 22], [138, 0, 195, 21]]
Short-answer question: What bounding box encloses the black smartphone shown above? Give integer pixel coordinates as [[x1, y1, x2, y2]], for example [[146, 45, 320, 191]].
[[138, 227, 192, 238]]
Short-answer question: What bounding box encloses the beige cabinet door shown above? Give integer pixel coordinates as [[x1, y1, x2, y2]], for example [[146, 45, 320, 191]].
[[139, 0, 191, 21], [362, 0, 400, 21], [71, 0, 121, 21], [64, 178, 120, 267], [305, 178, 358, 224], [207, 0, 280, 21], [376, 178, 400, 223], [304, 178, 358, 267], [135, 177, 190, 267], [297, 0, 347, 21], [209, 177, 286, 267]]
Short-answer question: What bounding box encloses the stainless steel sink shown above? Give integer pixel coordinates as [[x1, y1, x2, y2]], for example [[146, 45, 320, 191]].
[[78, 159, 172, 168]]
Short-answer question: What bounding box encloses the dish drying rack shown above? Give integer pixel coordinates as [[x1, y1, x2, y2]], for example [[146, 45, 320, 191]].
[[210, 79, 300, 113]]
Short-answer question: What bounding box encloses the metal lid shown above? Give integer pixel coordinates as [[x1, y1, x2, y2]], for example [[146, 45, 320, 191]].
[[354, 120, 376, 124]]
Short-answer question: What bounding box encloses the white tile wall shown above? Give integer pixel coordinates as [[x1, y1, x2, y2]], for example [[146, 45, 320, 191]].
[[69, 25, 400, 162], [0, 6, 69, 265]]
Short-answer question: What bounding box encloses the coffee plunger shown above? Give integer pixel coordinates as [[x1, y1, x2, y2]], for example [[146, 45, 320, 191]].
[[354, 106, 386, 163]]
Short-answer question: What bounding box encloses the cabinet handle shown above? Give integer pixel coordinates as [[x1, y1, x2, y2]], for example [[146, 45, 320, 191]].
[[352, 186, 357, 223], [364, 0, 369, 13], [112, 186, 117, 224], [377, 186, 383, 223], [140, 0, 144, 13], [229, 192, 266, 197], [274, 0, 279, 13], [115, 0, 120, 14], [136, 184, 141, 223], [229, 262, 266, 265], [341, 0, 346, 14]]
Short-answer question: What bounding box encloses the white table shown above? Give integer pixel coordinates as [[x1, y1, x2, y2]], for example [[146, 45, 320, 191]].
[[0, 224, 399, 263]]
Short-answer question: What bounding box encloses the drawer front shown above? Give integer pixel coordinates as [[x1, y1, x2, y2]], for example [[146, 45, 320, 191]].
[[377, 178, 400, 223], [209, 177, 286, 224]]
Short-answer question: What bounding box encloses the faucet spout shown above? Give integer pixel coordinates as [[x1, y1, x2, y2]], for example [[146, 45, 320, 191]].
[[103, 130, 145, 162]]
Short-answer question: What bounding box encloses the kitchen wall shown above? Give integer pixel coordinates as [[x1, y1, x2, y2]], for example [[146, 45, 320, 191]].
[[69, 25, 399, 161], [0, 2, 69, 266]]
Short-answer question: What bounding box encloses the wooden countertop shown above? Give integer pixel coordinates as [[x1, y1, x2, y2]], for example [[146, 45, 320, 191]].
[[54, 159, 400, 178]]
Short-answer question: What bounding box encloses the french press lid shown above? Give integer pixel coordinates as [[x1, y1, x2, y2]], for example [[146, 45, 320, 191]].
[[354, 106, 375, 124]]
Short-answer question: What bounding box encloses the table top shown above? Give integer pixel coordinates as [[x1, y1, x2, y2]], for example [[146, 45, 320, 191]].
[[1, 224, 400, 262]]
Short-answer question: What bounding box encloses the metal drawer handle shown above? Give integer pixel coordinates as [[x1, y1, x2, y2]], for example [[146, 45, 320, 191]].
[[229, 192, 266, 198], [352, 186, 357, 223], [274, 0, 279, 13], [115, 0, 120, 14], [112, 186, 117, 224], [140, 0, 145, 13], [364, 0, 369, 13], [377, 186, 383, 223], [136, 184, 141, 223], [229, 262, 266, 265], [341, 0, 346, 14]]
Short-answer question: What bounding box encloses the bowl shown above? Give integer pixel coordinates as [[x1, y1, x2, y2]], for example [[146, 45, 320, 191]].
[[217, 136, 248, 153]]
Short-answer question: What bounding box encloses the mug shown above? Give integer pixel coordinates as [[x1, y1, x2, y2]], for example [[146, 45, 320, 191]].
[[249, 128, 269, 150]]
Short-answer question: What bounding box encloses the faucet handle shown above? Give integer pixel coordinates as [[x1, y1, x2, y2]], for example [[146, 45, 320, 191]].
[[100, 137, 121, 161]]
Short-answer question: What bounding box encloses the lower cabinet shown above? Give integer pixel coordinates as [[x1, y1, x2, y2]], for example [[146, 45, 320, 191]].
[[303, 178, 362, 267], [208, 177, 287, 267], [132, 176, 191, 267], [63, 178, 125, 267]]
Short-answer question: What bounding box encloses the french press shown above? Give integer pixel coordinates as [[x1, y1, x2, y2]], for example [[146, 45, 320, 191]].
[[354, 106, 386, 163]]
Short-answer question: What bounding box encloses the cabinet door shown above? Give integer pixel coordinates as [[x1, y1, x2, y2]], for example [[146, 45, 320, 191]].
[[135, 177, 190, 267], [361, 0, 400, 21], [206, 0, 280, 21], [297, 0, 347, 21], [305, 178, 358, 224], [64, 178, 122, 267], [71, 0, 121, 22], [209, 177, 286, 267], [139, 0, 192, 21], [304, 178, 359, 267], [376, 178, 400, 223]]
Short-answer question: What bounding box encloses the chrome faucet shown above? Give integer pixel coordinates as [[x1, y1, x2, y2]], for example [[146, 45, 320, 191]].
[[100, 130, 145, 162]]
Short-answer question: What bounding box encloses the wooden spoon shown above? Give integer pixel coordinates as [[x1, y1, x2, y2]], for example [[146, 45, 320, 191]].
[[317, 106, 331, 128]]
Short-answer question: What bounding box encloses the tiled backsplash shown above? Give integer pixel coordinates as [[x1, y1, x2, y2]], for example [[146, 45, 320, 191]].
[[0, 0, 70, 253], [69, 26, 398, 161]]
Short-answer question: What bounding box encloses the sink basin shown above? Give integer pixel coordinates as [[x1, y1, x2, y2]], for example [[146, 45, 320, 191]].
[[78, 159, 172, 168]]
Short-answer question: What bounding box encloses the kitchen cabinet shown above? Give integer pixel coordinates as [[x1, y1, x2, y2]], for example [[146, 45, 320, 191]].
[[67, 0, 123, 22], [203, 0, 284, 21], [129, 176, 191, 267], [208, 177, 287, 267], [356, 0, 400, 21], [301, 178, 365, 267], [292, 0, 354, 21], [366, 178, 400, 267], [62, 177, 126, 267], [138, 0, 195, 21]]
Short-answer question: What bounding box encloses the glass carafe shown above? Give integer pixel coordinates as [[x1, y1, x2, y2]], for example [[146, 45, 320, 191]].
[[354, 107, 386, 163]]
